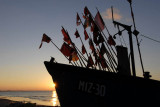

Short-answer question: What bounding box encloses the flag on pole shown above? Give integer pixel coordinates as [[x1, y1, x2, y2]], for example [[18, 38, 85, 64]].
[[84, 29, 89, 40], [84, 16, 91, 29], [61, 27, 71, 45], [107, 36, 116, 46], [98, 33, 104, 43], [84, 6, 90, 16], [39, 33, 51, 49], [60, 42, 74, 57], [89, 39, 95, 53], [82, 45, 86, 54], [87, 55, 94, 68], [93, 32, 99, 46], [76, 13, 81, 26], [100, 43, 106, 55], [74, 29, 80, 38], [99, 53, 108, 69], [71, 51, 79, 62], [95, 11, 105, 31]]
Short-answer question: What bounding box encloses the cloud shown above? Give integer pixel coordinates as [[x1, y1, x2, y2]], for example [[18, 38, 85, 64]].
[[125, 18, 132, 22], [102, 8, 122, 20]]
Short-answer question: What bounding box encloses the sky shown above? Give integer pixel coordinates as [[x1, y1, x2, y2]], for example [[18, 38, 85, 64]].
[[0, 0, 160, 91]]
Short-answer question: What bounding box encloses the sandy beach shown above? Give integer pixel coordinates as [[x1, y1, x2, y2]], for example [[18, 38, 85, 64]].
[[0, 98, 59, 107]]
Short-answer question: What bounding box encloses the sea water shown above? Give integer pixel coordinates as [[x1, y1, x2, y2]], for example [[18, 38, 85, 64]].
[[0, 91, 60, 106]]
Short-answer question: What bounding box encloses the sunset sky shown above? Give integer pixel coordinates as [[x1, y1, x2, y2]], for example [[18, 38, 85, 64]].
[[0, 0, 160, 91]]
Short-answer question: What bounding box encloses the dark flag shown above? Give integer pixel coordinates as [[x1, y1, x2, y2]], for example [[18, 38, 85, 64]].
[[76, 13, 81, 26], [93, 24, 99, 45], [98, 33, 104, 43], [90, 22, 94, 32], [83, 16, 91, 29], [89, 39, 95, 53], [99, 53, 108, 69], [84, 29, 89, 40], [39, 33, 51, 49], [107, 36, 116, 46], [74, 29, 80, 38], [84, 6, 90, 16], [95, 11, 105, 31], [71, 51, 79, 62], [60, 42, 74, 57], [87, 55, 94, 68], [82, 45, 86, 54], [100, 43, 106, 55], [61, 27, 71, 45]]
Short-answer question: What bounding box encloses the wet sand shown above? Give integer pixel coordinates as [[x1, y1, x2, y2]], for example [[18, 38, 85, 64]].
[[0, 98, 59, 107]]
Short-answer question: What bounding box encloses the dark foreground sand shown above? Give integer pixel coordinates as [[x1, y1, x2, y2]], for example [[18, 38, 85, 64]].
[[0, 98, 59, 107]]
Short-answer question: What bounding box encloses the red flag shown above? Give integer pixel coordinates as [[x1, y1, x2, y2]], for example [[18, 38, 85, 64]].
[[74, 29, 80, 38], [76, 13, 81, 26], [87, 55, 94, 68], [100, 43, 106, 55], [83, 16, 91, 29], [60, 42, 74, 57], [107, 36, 116, 46], [90, 23, 94, 32], [84, 29, 89, 40], [93, 24, 104, 45], [82, 45, 86, 54], [39, 33, 51, 49], [94, 52, 99, 66], [97, 33, 104, 44], [93, 32, 99, 46], [61, 27, 71, 45], [95, 11, 105, 31], [93, 25, 100, 45], [89, 39, 95, 53], [71, 51, 79, 62], [99, 52, 108, 69], [84, 6, 90, 16]]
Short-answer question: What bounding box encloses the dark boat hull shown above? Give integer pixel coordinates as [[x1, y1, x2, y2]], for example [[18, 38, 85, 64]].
[[44, 61, 160, 107]]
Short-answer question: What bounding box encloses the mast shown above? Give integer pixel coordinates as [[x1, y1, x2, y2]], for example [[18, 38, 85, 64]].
[[128, 0, 145, 76], [112, 21, 136, 76], [111, 6, 136, 76], [128, 27, 136, 76]]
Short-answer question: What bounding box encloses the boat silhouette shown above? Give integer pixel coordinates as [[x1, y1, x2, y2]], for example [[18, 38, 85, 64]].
[[42, 1, 160, 106]]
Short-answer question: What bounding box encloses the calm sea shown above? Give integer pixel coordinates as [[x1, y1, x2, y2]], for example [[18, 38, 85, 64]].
[[0, 91, 60, 106]]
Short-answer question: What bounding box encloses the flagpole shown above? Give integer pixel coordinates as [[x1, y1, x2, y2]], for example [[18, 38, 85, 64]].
[[80, 10, 117, 70], [65, 28, 87, 67], [97, 44, 115, 72], [77, 13, 92, 59], [95, 7, 117, 56], [79, 33, 89, 58], [82, 7, 118, 71]]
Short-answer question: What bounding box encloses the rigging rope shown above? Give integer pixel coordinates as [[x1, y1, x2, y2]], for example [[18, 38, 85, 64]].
[[140, 34, 160, 44]]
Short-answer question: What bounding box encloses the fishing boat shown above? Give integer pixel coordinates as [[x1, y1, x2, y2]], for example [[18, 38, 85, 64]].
[[42, 1, 160, 107]]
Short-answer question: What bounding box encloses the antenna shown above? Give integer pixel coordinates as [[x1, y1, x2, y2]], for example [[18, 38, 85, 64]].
[[127, 0, 145, 77], [111, 6, 114, 22]]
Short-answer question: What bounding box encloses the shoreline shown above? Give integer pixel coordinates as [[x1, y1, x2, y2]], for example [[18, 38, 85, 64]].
[[0, 98, 59, 107]]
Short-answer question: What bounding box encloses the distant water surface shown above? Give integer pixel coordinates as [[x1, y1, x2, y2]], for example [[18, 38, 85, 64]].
[[0, 91, 60, 106]]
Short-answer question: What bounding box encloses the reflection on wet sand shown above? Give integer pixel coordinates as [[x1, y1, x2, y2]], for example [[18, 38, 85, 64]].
[[51, 91, 60, 106]]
